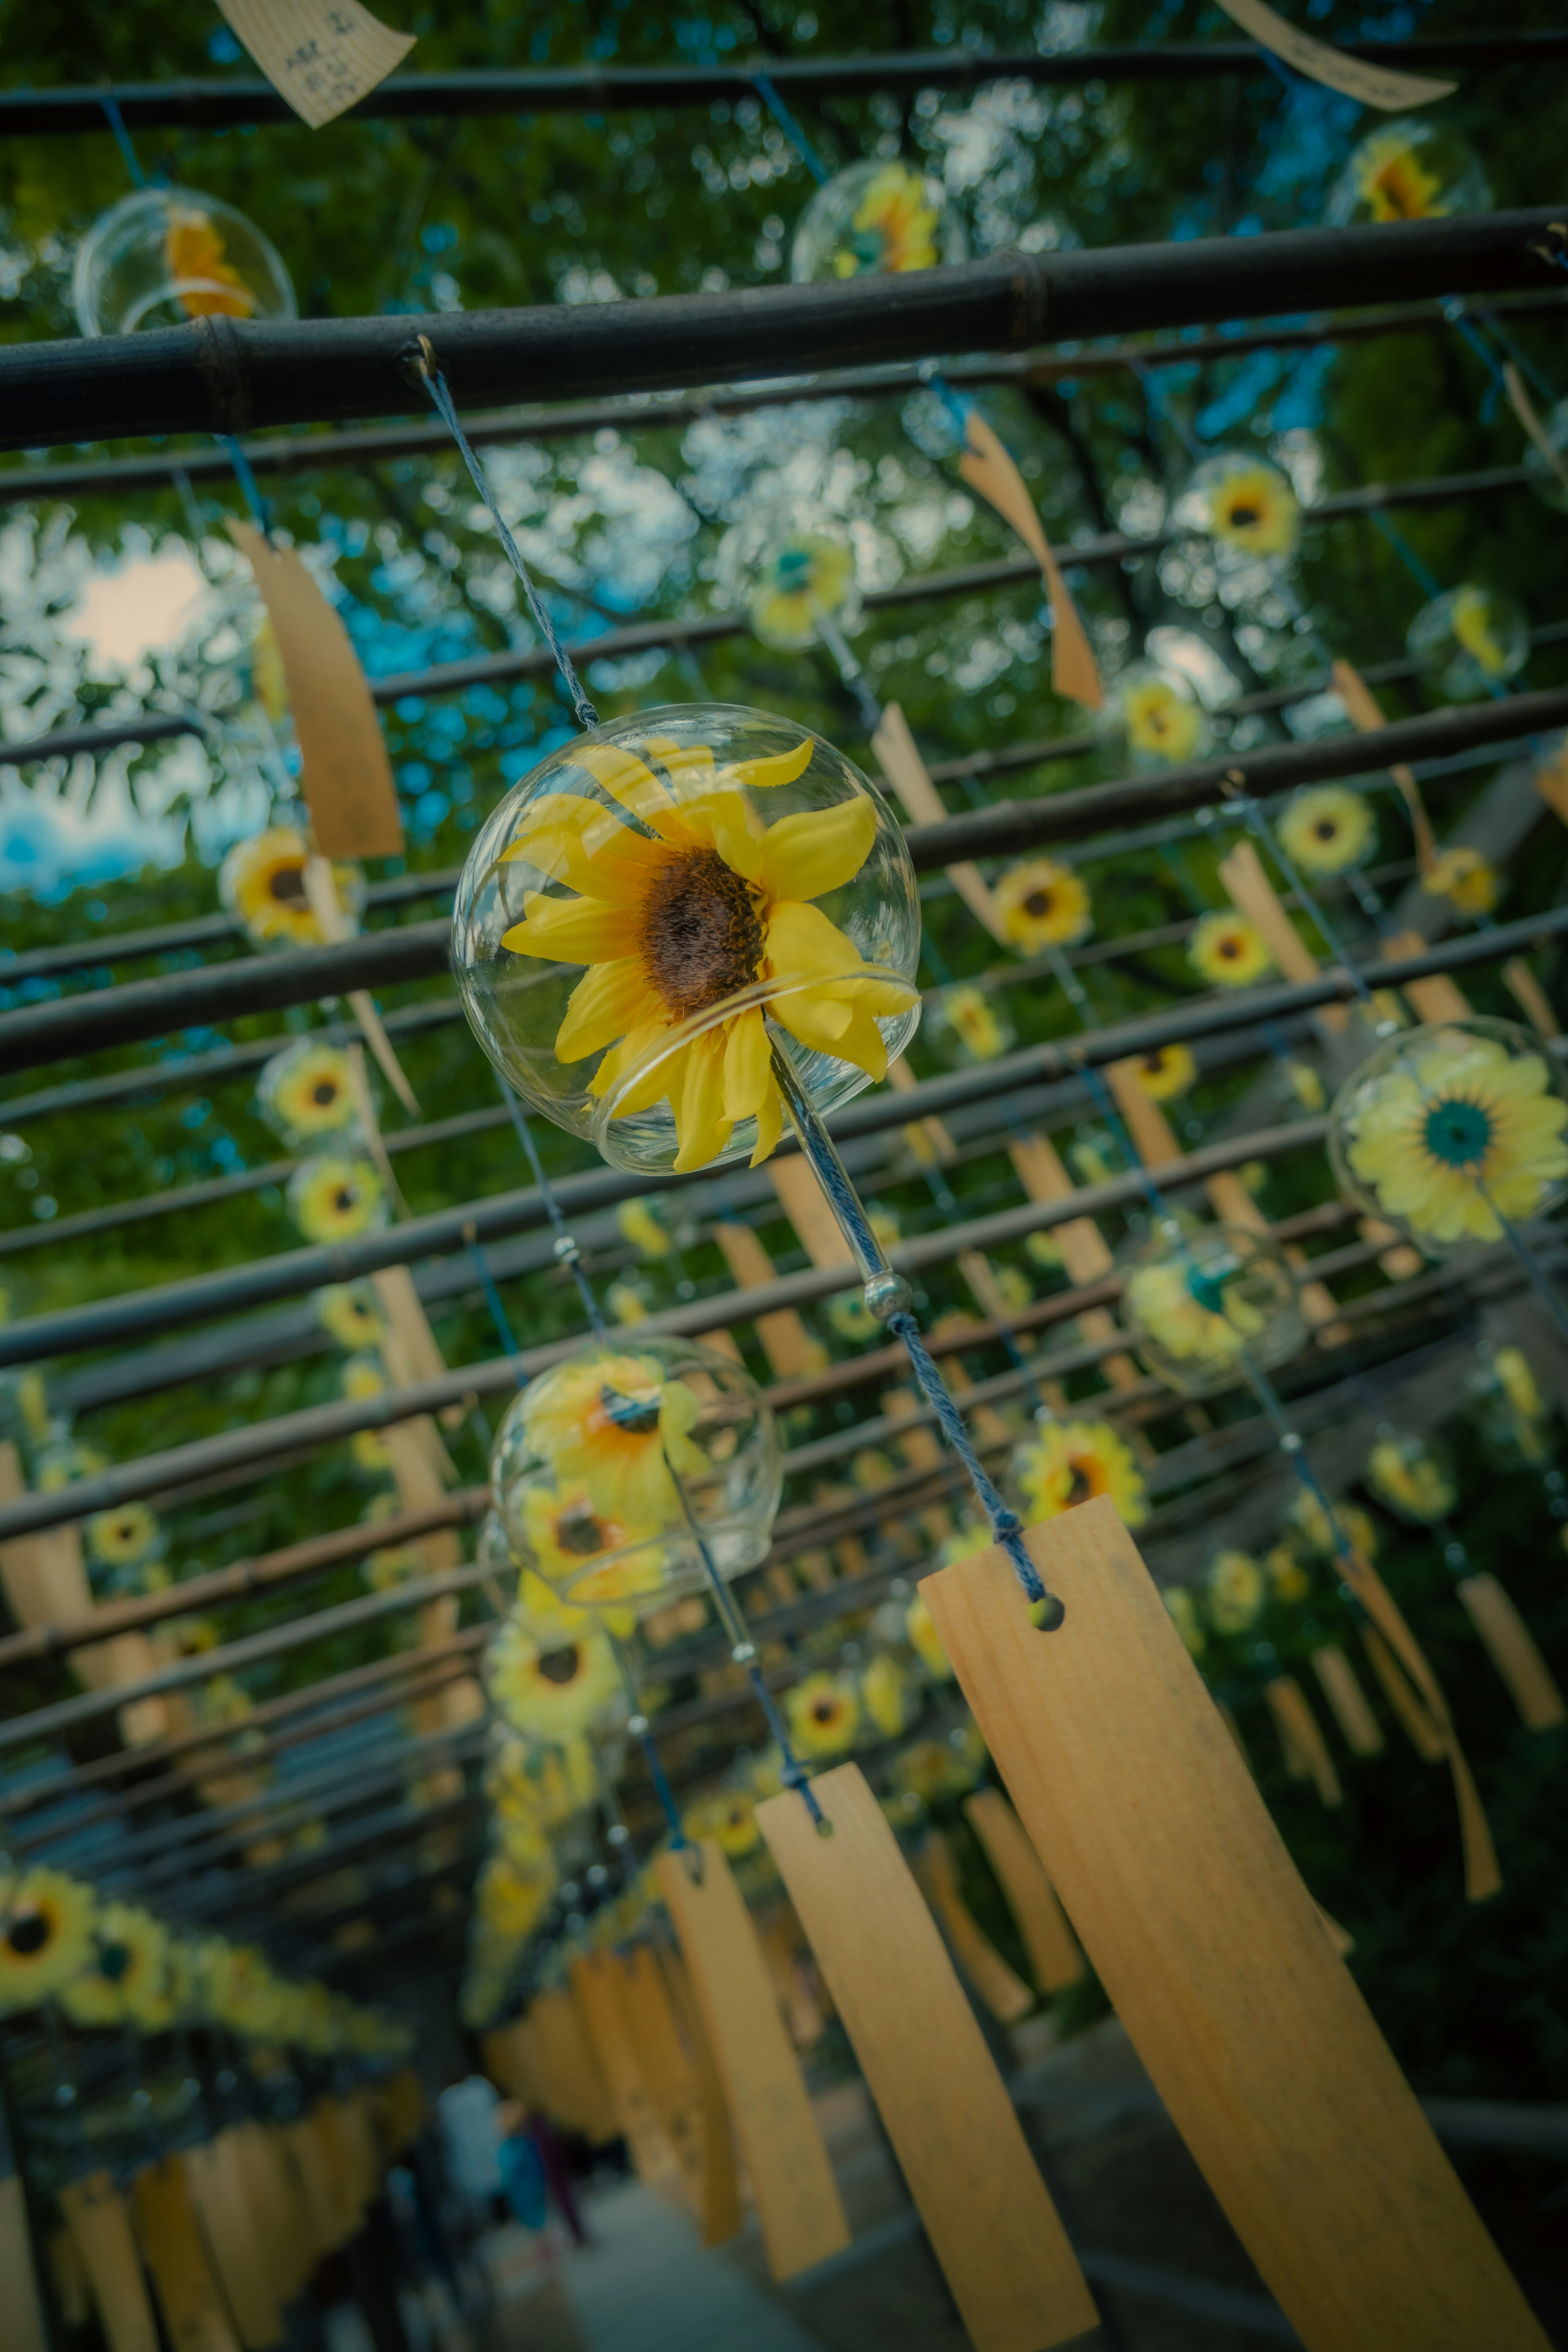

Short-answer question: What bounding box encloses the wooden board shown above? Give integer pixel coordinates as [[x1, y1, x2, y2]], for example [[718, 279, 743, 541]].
[[760, 1766, 1098, 2352], [713, 1221, 824, 1380], [872, 702, 1007, 940], [655, 1841, 849, 2281], [964, 1787, 1085, 1994], [60, 2174, 160, 2352], [1457, 1573, 1567, 1731], [0, 2173, 49, 2352], [657, 1944, 744, 2247], [1381, 931, 1474, 1025], [132, 2159, 243, 2352], [1218, 839, 1349, 1032], [571, 1953, 679, 2187], [613, 1945, 708, 2207], [914, 1829, 1035, 2025], [767, 1155, 854, 1271], [531, 1985, 620, 2144], [1309, 1646, 1385, 1758], [183, 2132, 285, 2350], [919, 1499, 1549, 2352]]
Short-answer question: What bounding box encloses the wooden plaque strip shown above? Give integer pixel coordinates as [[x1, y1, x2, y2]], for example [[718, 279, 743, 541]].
[[0, 2173, 50, 2352], [571, 1953, 678, 2187], [60, 2174, 160, 2352], [914, 1829, 1034, 2025], [964, 1787, 1085, 1994], [132, 2159, 243, 2352], [920, 1500, 1549, 2352], [657, 1944, 744, 2247], [655, 1840, 849, 2281], [1457, 1573, 1567, 1731], [183, 2132, 285, 2350], [1309, 1645, 1385, 1758], [760, 1766, 1098, 2352], [613, 1946, 707, 2205]]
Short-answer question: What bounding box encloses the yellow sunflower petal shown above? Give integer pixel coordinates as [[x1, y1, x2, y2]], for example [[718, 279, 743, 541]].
[[501, 892, 629, 964], [684, 789, 766, 882], [728, 737, 815, 792], [673, 1031, 731, 1171], [764, 897, 863, 985], [501, 799, 661, 902], [557, 958, 649, 1064], [722, 1005, 773, 1122], [575, 742, 675, 819], [601, 1021, 686, 1116], [757, 795, 877, 905], [750, 1079, 784, 1167]]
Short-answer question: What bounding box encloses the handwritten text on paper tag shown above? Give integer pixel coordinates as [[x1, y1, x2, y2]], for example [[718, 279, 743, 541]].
[[216, 0, 414, 129]]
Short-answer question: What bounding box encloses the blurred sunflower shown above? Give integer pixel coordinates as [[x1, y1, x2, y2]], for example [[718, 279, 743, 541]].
[[861, 1653, 913, 1737], [60, 1904, 172, 2030], [1278, 786, 1374, 876], [606, 1276, 653, 1327], [684, 1790, 761, 1858], [1281, 1059, 1326, 1114], [753, 534, 858, 646], [1131, 1043, 1196, 1101], [1365, 1434, 1455, 1524], [1207, 461, 1299, 558], [905, 1592, 954, 1680], [521, 1351, 706, 1528], [1423, 845, 1501, 918], [1162, 1585, 1205, 1657], [220, 830, 361, 951], [1189, 912, 1272, 989], [1264, 1545, 1312, 1605], [167, 208, 256, 318], [617, 1196, 676, 1260], [993, 858, 1092, 952], [1493, 1346, 1544, 1423], [517, 1487, 642, 1635], [1449, 584, 1514, 676], [1343, 1032, 1568, 1245], [1014, 1419, 1149, 1529], [289, 1155, 385, 1244], [785, 1671, 861, 1759], [86, 1500, 160, 1573], [1124, 1258, 1264, 1372], [1351, 127, 1446, 220], [315, 1283, 387, 1352], [0, 1870, 97, 2011], [1286, 1488, 1378, 1564], [260, 1040, 359, 1140], [936, 983, 1012, 1063], [486, 1615, 622, 1743], [1121, 672, 1205, 763], [499, 732, 913, 1171], [827, 1289, 878, 1343], [833, 163, 940, 275], [1205, 1549, 1265, 1635]]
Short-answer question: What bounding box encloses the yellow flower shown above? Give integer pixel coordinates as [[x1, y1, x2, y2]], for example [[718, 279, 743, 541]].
[[938, 983, 1011, 1062], [1286, 1488, 1377, 1564], [486, 1614, 623, 1744], [1131, 1042, 1196, 1102], [315, 1283, 387, 1352], [1189, 912, 1273, 989], [517, 1486, 642, 1633], [1278, 786, 1374, 876], [520, 1350, 706, 1530], [827, 1289, 878, 1343], [1353, 129, 1446, 220], [994, 858, 1092, 952], [1207, 463, 1300, 558], [86, 1501, 160, 1571], [1341, 1029, 1568, 1246], [1450, 585, 1512, 675], [1493, 1346, 1544, 1423], [289, 1154, 385, 1243], [684, 1791, 761, 1858], [1162, 1585, 1206, 1657], [1283, 1059, 1326, 1113], [477, 1854, 555, 1942], [166, 208, 256, 319], [0, 1871, 97, 2011], [1423, 846, 1501, 917], [753, 534, 858, 648], [261, 1040, 359, 1139], [1365, 1435, 1455, 1524], [220, 830, 360, 950], [341, 1352, 388, 1405], [1014, 1418, 1149, 1529], [785, 1671, 862, 1759], [617, 1196, 676, 1260], [861, 1653, 913, 1737], [607, 1277, 653, 1327], [1124, 1258, 1265, 1374], [1122, 673, 1205, 763], [1205, 1549, 1265, 1635], [498, 733, 914, 1172], [834, 163, 940, 276], [59, 1904, 172, 2031], [1265, 1544, 1313, 1605], [936, 1519, 992, 1570], [905, 1592, 954, 1679]]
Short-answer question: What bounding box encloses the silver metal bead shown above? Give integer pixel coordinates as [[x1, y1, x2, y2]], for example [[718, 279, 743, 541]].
[[731, 1640, 757, 1666], [628, 1713, 649, 1737], [863, 1269, 913, 1322], [552, 1234, 581, 1264]]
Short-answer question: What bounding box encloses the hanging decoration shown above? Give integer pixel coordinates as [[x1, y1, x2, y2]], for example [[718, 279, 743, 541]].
[[1326, 118, 1492, 225], [1100, 660, 1211, 766], [789, 158, 965, 282], [73, 187, 296, 336], [1406, 584, 1529, 700], [220, 828, 364, 952]]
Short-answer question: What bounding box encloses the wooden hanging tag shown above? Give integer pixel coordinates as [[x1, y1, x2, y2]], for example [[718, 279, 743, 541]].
[[657, 1944, 744, 2247], [214, 0, 414, 127], [571, 1953, 680, 2188], [182, 2132, 285, 2350], [654, 1840, 850, 2281], [1212, 0, 1453, 102], [236, 2125, 312, 2301], [132, 2158, 243, 2352], [0, 2162, 49, 2352], [1456, 1574, 1567, 1731], [1360, 1624, 1446, 1763], [713, 1221, 824, 1380], [760, 1766, 1098, 2352], [1332, 661, 1436, 873], [964, 1786, 1085, 1994], [612, 1946, 708, 2207], [531, 1986, 619, 2144], [60, 2173, 160, 2352], [1380, 932, 1474, 1025], [920, 1499, 1547, 2352], [1309, 1645, 1385, 1757], [277, 2117, 335, 2265], [886, 1051, 958, 1165], [301, 858, 420, 1115], [913, 1829, 1034, 2025], [959, 414, 1102, 710], [1503, 363, 1568, 500], [1264, 1676, 1343, 1806], [871, 703, 1008, 941], [1218, 837, 1350, 1035], [757, 1906, 829, 2047], [1004, 1132, 1144, 1392], [227, 523, 403, 857], [483, 2021, 544, 2108], [767, 1156, 854, 1272], [1501, 958, 1561, 1040]]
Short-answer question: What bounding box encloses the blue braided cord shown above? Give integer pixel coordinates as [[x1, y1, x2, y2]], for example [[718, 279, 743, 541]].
[[220, 435, 275, 541], [1464, 303, 1556, 405], [1367, 507, 1444, 602], [751, 72, 833, 186], [417, 361, 599, 731], [465, 1234, 524, 1367], [499, 1081, 608, 1339], [886, 1309, 1046, 1606], [99, 95, 147, 187]]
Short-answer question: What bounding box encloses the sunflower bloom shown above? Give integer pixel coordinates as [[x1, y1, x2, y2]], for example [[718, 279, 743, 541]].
[[1365, 1434, 1455, 1524], [315, 1283, 387, 1352], [1014, 1419, 1149, 1530], [1278, 786, 1374, 876], [1122, 674, 1205, 763], [1286, 1488, 1377, 1564], [684, 1791, 762, 1859], [261, 1040, 360, 1140], [520, 1350, 706, 1528], [752, 535, 857, 648], [936, 983, 1012, 1063], [0, 1871, 98, 2011], [1189, 911, 1273, 989], [497, 734, 914, 1172], [861, 1653, 913, 1738], [220, 829, 361, 950], [1163, 1585, 1206, 1657], [1125, 1258, 1265, 1372], [517, 1484, 643, 1633], [166, 209, 256, 319], [59, 1905, 172, 2031], [617, 1196, 677, 1260], [1448, 585, 1512, 676], [785, 1671, 862, 1759], [486, 1615, 623, 1744], [1493, 1346, 1544, 1423], [1205, 1549, 1265, 1635], [1207, 463, 1300, 559], [994, 858, 1092, 951], [1423, 845, 1501, 918], [1265, 1545, 1313, 1605], [1354, 130, 1446, 220], [86, 1501, 160, 1573], [835, 163, 940, 276], [1131, 1042, 1196, 1101], [1341, 1031, 1568, 1245], [289, 1154, 385, 1244]]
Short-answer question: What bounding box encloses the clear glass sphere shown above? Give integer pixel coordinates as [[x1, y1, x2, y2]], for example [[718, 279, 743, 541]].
[[1172, 450, 1301, 565], [1123, 1220, 1306, 1395], [483, 1609, 626, 1745], [716, 505, 862, 651], [285, 1151, 389, 1245], [1522, 399, 1568, 515], [789, 158, 967, 283], [1098, 661, 1211, 769], [73, 186, 297, 337], [256, 1036, 365, 1146], [490, 1334, 782, 1614], [1405, 585, 1528, 702], [1466, 1348, 1552, 1470], [452, 705, 921, 1175], [220, 828, 364, 952], [1325, 118, 1491, 227], [1328, 1016, 1568, 1254], [1363, 1425, 1457, 1525]]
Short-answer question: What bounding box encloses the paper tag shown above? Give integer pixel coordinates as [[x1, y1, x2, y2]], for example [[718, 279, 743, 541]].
[[920, 1501, 1544, 2352], [132, 2160, 243, 2352], [228, 523, 403, 857], [1331, 659, 1436, 874], [871, 704, 1008, 940], [760, 1766, 1098, 2352], [1213, 0, 1454, 105], [215, 0, 414, 129], [61, 2174, 161, 2352], [959, 413, 1102, 710], [964, 1787, 1085, 1994]]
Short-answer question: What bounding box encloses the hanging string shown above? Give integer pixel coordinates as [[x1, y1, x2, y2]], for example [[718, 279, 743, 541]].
[[410, 341, 600, 731], [99, 94, 147, 189], [499, 1080, 608, 1340], [751, 73, 833, 188]]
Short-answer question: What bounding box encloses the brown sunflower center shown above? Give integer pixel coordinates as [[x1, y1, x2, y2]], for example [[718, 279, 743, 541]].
[[99, 1940, 131, 1983], [1141, 1053, 1165, 1075], [812, 1697, 837, 1724], [312, 1079, 339, 1106], [334, 1186, 358, 1214], [6, 1911, 49, 1958], [1065, 1461, 1100, 1506], [269, 863, 308, 906], [639, 848, 764, 1023], [1022, 887, 1054, 919], [555, 1499, 608, 1556], [1227, 502, 1260, 529], [537, 1646, 583, 1687], [1218, 935, 1241, 960]]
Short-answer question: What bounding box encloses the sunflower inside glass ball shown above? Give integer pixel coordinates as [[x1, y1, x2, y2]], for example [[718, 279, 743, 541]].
[[287, 1153, 388, 1245], [220, 828, 365, 952], [1405, 584, 1528, 702], [1363, 1427, 1457, 1525], [490, 1335, 782, 1613], [73, 185, 297, 337], [1100, 661, 1210, 768], [993, 857, 1092, 953], [452, 706, 921, 1176], [258, 1037, 364, 1145], [1328, 1018, 1568, 1252], [1325, 117, 1490, 226], [1123, 1221, 1306, 1395], [484, 1610, 625, 1746], [789, 158, 967, 283], [1278, 784, 1375, 877], [716, 505, 862, 653], [928, 981, 1015, 1067], [1173, 450, 1301, 564]]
